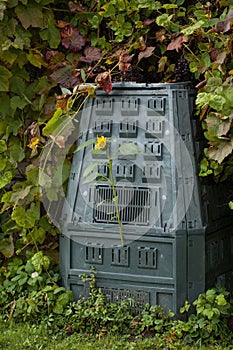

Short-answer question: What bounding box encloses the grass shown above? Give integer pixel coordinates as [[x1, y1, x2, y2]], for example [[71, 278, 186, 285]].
[[0, 322, 232, 350]]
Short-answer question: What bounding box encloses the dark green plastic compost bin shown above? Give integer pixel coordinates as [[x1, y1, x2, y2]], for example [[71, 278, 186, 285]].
[[60, 82, 233, 312]]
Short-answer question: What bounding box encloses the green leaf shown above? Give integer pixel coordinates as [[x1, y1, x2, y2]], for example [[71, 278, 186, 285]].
[[181, 21, 205, 35], [10, 96, 29, 112], [162, 4, 177, 9], [15, 4, 44, 29], [0, 171, 13, 189], [11, 203, 39, 229], [83, 161, 99, 178], [40, 18, 61, 49], [75, 138, 96, 153], [30, 227, 46, 244], [42, 108, 63, 136], [216, 294, 227, 306], [9, 143, 25, 163], [31, 251, 50, 273], [0, 140, 7, 153], [82, 171, 100, 184], [119, 143, 142, 155], [0, 66, 12, 92], [13, 26, 32, 49], [229, 201, 233, 210], [0, 95, 11, 117], [26, 52, 46, 69]]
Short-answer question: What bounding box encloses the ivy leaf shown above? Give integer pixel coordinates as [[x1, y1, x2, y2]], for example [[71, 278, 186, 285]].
[[95, 71, 112, 94], [15, 4, 44, 29], [10, 96, 28, 111], [0, 95, 11, 117], [40, 18, 61, 49], [12, 202, 40, 229], [207, 139, 233, 163], [13, 26, 31, 49], [0, 66, 12, 92], [50, 66, 81, 89], [206, 112, 232, 138], [138, 47, 155, 62], [26, 51, 47, 69], [80, 47, 102, 63], [30, 227, 46, 244], [31, 251, 50, 273], [0, 171, 13, 189], [0, 140, 7, 153], [60, 24, 85, 52]]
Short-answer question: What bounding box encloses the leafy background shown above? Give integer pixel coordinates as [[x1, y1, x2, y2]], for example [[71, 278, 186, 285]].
[[0, 0, 233, 289]]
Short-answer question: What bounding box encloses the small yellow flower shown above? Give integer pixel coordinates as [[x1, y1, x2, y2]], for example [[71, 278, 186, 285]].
[[28, 137, 40, 151], [95, 135, 107, 150]]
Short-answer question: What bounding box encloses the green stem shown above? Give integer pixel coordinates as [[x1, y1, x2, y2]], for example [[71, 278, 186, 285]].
[[106, 148, 124, 247]]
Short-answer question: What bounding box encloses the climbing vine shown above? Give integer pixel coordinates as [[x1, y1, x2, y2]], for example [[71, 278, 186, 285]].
[[0, 0, 233, 265]]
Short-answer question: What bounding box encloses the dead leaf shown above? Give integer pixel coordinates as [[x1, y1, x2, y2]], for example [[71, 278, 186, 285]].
[[80, 47, 102, 63], [158, 56, 167, 73], [199, 105, 209, 121], [207, 138, 233, 163], [143, 18, 155, 26], [55, 93, 71, 111], [68, 1, 85, 12], [60, 24, 85, 52], [215, 9, 233, 33], [138, 47, 155, 62], [56, 20, 70, 29], [25, 121, 40, 138], [95, 71, 112, 94], [167, 35, 187, 52], [156, 29, 166, 42], [139, 36, 147, 51], [119, 53, 132, 72]]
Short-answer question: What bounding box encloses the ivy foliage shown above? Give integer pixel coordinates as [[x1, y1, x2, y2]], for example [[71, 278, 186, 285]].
[[1, 0, 233, 263]]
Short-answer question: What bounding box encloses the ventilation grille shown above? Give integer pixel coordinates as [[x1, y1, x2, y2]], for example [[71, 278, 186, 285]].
[[102, 287, 149, 309], [93, 185, 151, 225]]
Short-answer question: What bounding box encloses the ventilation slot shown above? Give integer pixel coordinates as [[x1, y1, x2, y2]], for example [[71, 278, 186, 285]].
[[145, 120, 163, 137], [147, 97, 165, 114], [121, 98, 139, 116], [116, 163, 135, 180], [93, 120, 112, 136], [142, 164, 161, 183], [119, 120, 138, 137], [138, 247, 157, 269], [144, 141, 162, 159], [111, 245, 129, 266], [85, 243, 103, 264], [93, 185, 151, 225], [95, 98, 113, 115]]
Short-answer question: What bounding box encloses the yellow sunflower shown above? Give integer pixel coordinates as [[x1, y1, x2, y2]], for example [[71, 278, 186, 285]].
[[95, 135, 107, 150]]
